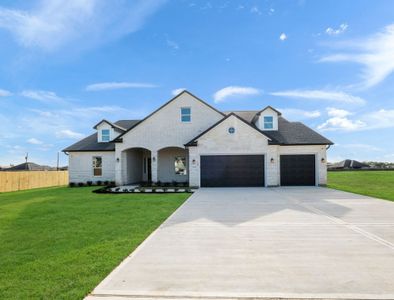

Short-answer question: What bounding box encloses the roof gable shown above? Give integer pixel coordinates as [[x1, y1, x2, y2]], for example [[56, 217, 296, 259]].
[[115, 90, 225, 141], [93, 119, 126, 131], [185, 113, 272, 146]]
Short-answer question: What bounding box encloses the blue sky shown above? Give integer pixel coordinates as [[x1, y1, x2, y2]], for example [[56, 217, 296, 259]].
[[0, 0, 394, 167]]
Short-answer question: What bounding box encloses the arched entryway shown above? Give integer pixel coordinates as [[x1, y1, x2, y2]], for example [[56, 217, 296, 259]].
[[122, 147, 151, 184], [157, 146, 189, 184]]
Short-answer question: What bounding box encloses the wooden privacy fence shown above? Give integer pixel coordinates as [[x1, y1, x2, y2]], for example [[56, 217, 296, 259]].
[[0, 171, 68, 193]]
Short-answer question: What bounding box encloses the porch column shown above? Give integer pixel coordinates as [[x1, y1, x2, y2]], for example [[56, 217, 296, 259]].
[[115, 150, 123, 186], [151, 150, 158, 182]]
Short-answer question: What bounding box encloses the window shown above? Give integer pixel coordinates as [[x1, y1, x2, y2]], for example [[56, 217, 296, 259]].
[[101, 129, 110, 142], [175, 157, 187, 175], [93, 156, 102, 176], [181, 107, 191, 122], [263, 116, 273, 129]]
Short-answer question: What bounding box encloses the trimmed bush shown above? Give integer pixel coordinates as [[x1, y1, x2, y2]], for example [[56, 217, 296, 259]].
[[69, 182, 76, 187], [78, 182, 85, 187], [96, 181, 102, 186], [104, 180, 109, 186], [86, 181, 93, 186]]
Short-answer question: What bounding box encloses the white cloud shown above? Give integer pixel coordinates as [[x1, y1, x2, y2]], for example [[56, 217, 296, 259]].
[[27, 138, 43, 145], [279, 33, 287, 41], [20, 90, 64, 103], [56, 129, 84, 139], [0, 89, 12, 97], [166, 38, 179, 50], [213, 86, 261, 103], [271, 89, 366, 105], [85, 82, 158, 91], [318, 108, 394, 131], [250, 6, 262, 15], [320, 24, 394, 89], [0, 0, 165, 52], [172, 88, 186, 96], [318, 116, 365, 131], [326, 107, 351, 118], [325, 23, 348, 36], [279, 108, 321, 120]]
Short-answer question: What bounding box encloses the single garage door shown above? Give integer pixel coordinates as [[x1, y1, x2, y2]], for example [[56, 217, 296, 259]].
[[280, 154, 316, 186], [200, 155, 265, 187]]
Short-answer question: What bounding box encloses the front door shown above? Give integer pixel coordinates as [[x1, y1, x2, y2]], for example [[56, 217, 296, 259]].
[[147, 158, 152, 182]]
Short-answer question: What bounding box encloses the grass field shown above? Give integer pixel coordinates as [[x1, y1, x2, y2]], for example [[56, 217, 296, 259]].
[[0, 187, 189, 300], [328, 170, 394, 202]]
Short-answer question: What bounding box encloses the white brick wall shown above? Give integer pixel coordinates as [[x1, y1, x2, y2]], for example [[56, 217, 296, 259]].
[[68, 151, 115, 183], [115, 92, 223, 185]]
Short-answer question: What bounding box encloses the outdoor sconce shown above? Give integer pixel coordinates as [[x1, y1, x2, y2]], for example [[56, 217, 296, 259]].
[[321, 158, 326, 163], [270, 158, 275, 163], [152, 156, 156, 162], [116, 158, 120, 162], [192, 159, 196, 165]]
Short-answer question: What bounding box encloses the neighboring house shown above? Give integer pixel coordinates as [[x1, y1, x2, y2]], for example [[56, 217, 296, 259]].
[[63, 91, 333, 187], [2, 162, 55, 171], [328, 159, 370, 170]]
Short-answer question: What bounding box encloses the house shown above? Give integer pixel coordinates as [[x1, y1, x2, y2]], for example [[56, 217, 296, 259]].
[[2, 162, 55, 171], [63, 91, 333, 187], [328, 159, 370, 170]]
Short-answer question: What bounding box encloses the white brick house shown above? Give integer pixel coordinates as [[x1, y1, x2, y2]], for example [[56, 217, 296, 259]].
[[63, 91, 333, 187]]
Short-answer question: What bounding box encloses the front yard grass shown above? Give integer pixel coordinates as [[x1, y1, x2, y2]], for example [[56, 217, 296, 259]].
[[328, 170, 394, 202], [0, 186, 189, 299]]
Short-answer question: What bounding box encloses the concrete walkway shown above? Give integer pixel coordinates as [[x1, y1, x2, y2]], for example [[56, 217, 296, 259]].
[[86, 187, 394, 300]]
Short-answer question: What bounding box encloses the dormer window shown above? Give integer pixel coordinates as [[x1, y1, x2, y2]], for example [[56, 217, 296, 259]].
[[181, 107, 191, 122], [101, 129, 110, 142], [263, 116, 273, 129]]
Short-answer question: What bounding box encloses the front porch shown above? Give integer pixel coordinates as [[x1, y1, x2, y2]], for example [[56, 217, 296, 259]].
[[118, 146, 189, 185]]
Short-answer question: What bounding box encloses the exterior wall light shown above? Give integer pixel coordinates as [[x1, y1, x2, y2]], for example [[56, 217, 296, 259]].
[[192, 159, 196, 165], [152, 156, 156, 162], [116, 158, 120, 162], [321, 158, 326, 163], [270, 158, 275, 163]]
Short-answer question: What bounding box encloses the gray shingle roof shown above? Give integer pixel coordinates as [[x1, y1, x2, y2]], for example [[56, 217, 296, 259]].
[[3, 162, 54, 171], [261, 117, 333, 145], [223, 111, 333, 145], [62, 120, 140, 152]]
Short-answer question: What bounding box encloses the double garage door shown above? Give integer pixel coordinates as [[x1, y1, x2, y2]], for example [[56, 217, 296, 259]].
[[200, 154, 315, 187]]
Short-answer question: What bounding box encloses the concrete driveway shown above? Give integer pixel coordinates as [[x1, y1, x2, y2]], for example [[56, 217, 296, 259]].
[[87, 187, 394, 300]]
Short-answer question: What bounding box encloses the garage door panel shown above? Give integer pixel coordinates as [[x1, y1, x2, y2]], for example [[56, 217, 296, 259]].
[[201, 155, 264, 187], [280, 154, 315, 186]]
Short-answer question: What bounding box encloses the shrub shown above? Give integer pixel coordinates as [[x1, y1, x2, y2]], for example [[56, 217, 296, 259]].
[[109, 181, 116, 186], [140, 181, 148, 187], [86, 181, 93, 186], [122, 188, 128, 192], [96, 180, 102, 186], [171, 180, 177, 187], [156, 180, 162, 187], [69, 182, 76, 187], [104, 180, 109, 186], [78, 182, 85, 187]]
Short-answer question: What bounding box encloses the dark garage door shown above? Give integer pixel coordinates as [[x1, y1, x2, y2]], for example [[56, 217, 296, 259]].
[[200, 155, 265, 187], [280, 154, 316, 186]]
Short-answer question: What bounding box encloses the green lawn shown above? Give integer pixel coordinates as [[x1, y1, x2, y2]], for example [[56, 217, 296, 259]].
[[328, 170, 394, 201], [0, 187, 189, 300]]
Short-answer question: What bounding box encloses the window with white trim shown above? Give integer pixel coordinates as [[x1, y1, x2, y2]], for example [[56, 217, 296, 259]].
[[263, 116, 273, 129], [93, 156, 102, 176], [180, 107, 191, 122], [101, 129, 110, 142], [175, 157, 187, 175]]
